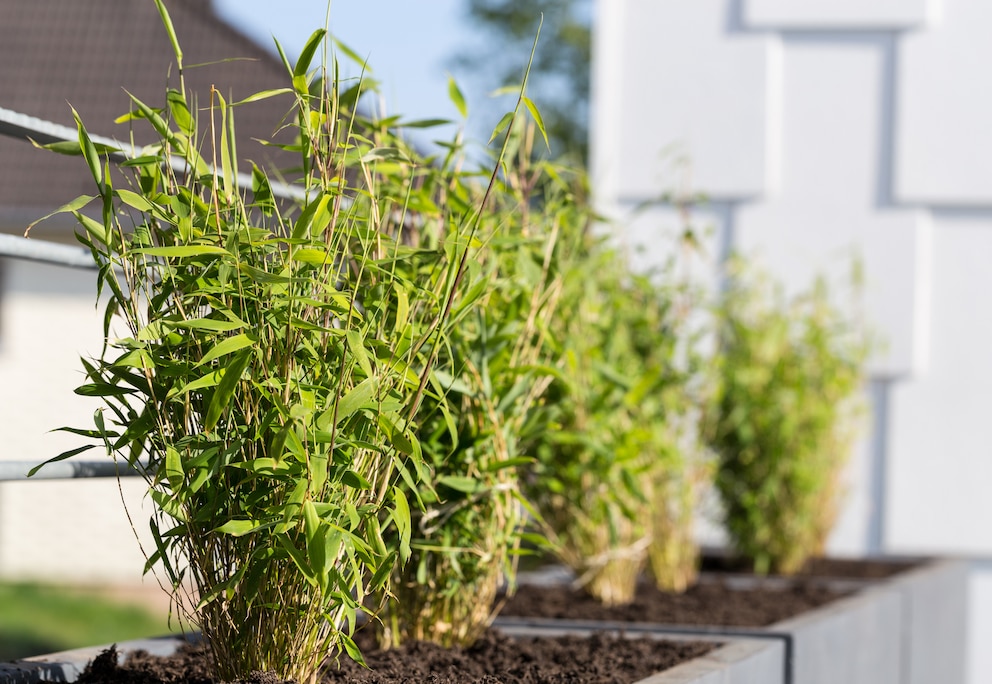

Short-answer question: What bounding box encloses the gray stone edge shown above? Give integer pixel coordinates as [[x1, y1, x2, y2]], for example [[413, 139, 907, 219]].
[[0, 635, 194, 684]]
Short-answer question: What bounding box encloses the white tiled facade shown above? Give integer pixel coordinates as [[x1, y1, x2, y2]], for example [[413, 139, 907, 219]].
[[593, 1, 992, 681]]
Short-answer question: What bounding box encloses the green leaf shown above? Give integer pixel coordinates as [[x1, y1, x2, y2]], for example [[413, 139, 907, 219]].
[[75, 383, 135, 397], [115, 189, 155, 212], [392, 487, 412, 563], [239, 263, 294, 284], [134, 245, 229, 257], [70, 106, 103, 190], [204, 350, 252, 432], [216, 519, 265, 537], [448, 75, 468, 118], [119, 155, 162, 168], [167, 317, 244, 333], [333, 38, 369, 70], [166, 89, 193, 135], [25, 195, 96, 236], [165, 446, 183, 490], [292, 248, 331, 265], [398, 118, 452, 129], [74, 212, 110, 248], [346, 330, 374, 378], [153, 0, 183, 66], [233, 88, 293, 106], [340, 633, 366, 668], [27, 445, 99, 477], [341, 470, 372, 490], [320, 377, 378, 428], [438, 476, 481, 494], [522, 96, 550, 151], [488, 111, 515, 145], [294, 28, 327, 79], [195, 334, 257, 367]]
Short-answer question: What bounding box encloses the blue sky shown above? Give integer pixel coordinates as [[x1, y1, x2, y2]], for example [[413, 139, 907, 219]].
[[213, 0, 485, 146]]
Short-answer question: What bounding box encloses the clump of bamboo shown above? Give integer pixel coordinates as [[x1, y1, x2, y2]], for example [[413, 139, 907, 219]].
[[375, 121, 585, 647], [707, 257, 868, 575], [33, 7, 531, 682], [522, 224, 705, 605]]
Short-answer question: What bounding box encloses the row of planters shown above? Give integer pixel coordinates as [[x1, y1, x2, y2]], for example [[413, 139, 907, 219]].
[[7, 6, 966, 684]]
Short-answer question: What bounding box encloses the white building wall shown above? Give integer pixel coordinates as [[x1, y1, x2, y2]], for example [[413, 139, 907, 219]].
[[593, 1, 992, 681], [0, 257, 156, 585]]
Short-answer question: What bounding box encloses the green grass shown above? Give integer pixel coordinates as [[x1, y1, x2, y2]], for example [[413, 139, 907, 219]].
[[0, 583, 173, 661]]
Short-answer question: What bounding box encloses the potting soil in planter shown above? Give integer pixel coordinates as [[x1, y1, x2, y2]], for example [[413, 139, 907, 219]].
[[500, 578, 846, 626], [500, 556, 919, 626], [73, 630, 715, 684]]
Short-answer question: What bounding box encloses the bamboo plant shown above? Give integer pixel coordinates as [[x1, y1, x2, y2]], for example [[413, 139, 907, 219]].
[[372, 113, 583, 644], [706, 256, 868, 575], [522, 227, 706, 605], [29, 5, 540, 682]]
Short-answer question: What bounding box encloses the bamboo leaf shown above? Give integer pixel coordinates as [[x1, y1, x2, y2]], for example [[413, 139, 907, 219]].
[[25, 195, 96, 236], [392, 487, 412, 563], [292, 248, 331, 265], [27, 445, 100, 477], [153, 0, 183, 66], [341, 470, 372, 490], [487, 112, 515, 145], [339, 634, 366, 669], [204, 350, 252, 432], [294, 29, 327, 79], [438, 476, 482, 494], [134, 245, 229, 257], [233, 88, 293, 106], [522, 96, 550, 150], [319, 377, 378, 429], [167, 317, 244, 333], [166, 89, 193, 136], [195, 333, 257, 367], [216, 519, 266, 537], [116, 189, 155, 212], [75, 383, 135, 397], [448, 75, 468, 118], [70, 106, 103, 190]]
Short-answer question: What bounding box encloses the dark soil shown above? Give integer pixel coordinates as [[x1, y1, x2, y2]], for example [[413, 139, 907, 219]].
[[75, 630, 715, 684], [699, 553, 920, 579], [500, 576, 847, 627], [498, 554, 918, 627]]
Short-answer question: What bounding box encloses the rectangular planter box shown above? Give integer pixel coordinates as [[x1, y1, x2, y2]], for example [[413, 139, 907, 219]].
[[0, 630, 784, 684], [497, 556, 969, 684], [0, 558, 963, 684]]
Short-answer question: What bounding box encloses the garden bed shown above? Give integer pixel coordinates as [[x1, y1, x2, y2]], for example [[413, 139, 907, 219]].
[[496, 555, 968, 684], [0, 629, 785, 684]]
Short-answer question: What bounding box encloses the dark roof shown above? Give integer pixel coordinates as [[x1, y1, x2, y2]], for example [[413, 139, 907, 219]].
[[0, 0, 297, 240]]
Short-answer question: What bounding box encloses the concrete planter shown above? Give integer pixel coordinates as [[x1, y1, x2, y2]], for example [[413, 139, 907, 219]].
[[0, 558, 963, 684], [497, 557, 969, 684], [0, 636, 192, 684], [0, 629, 783, 684]]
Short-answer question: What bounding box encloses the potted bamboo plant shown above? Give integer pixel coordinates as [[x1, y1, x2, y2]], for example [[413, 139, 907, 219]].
[[25, 3, 554, 681]]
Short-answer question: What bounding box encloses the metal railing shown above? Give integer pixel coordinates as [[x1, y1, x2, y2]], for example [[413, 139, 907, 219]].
[[0, 460, 141, 482]]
